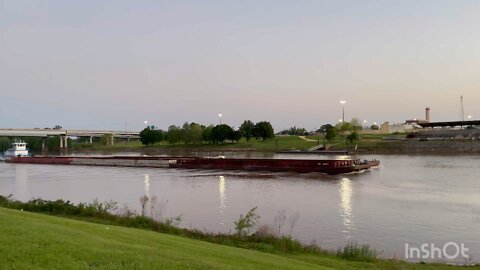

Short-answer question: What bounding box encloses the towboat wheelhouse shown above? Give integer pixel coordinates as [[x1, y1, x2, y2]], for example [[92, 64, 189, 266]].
[[4, 141, 29, 157]]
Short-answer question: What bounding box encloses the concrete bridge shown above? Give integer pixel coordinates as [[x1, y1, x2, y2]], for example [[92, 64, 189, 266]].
[[0, 128, 140, 150]]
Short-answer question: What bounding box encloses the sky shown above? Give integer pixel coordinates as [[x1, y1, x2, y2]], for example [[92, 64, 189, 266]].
[[1, 0, 480, 131]]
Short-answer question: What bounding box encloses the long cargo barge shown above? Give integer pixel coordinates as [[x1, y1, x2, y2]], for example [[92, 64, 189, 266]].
[[3, 156, 379, 175], [169, 157, 379, 174]]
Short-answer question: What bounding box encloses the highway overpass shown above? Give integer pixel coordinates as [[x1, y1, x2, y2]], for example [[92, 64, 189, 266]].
[[0, 128, 140, 149]]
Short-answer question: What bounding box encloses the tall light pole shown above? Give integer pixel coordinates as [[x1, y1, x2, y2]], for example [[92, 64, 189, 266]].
[[460, 96, 465, 121], [340, 100, 346, 123], [363, 120, 367, 129], [218, 113, 223, 124]]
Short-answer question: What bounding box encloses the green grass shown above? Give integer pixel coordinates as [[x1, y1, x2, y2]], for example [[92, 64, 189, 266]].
[[0, 207, 328, 270], [85, 136, 319, 152], [1, 208, 478, 270]]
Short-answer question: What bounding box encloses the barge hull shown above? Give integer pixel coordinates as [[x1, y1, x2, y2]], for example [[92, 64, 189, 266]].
[[168, 158, 379, 175], [5, 156, 380, 175]]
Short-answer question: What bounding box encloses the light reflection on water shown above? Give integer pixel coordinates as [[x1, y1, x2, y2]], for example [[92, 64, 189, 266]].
[[339, 177, 354, 238], [219, 176, 226, 211], [218, 176, 227, 225], [15, 165, 29, 200], [144, 174, 150, 198]]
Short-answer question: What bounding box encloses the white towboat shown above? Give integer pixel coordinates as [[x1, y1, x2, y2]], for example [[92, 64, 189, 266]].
[[3, 141, 29, 158]]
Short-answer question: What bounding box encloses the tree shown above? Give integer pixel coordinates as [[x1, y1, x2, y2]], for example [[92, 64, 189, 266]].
[[325, 126, 336, 141], [349, 118, 362, 132], [181, 122, 191, 144], [239, 120, 255, 142], [289, 126, 307, 136], [202, 125, 214, 144], [346, 132, 359, 144], [189, 123, 204, 144], [254, 121, 274, 141], [335, 121, 351, 134], [211, 124, 233, 144], [370, 124, 379, 130], [318, 124, 334, 133], [139, 127, 162, 146], [279, 126, 307, 136], [229, 130, 242, 143], [0, 137, 11, 152], [166, 125, 182, 145]]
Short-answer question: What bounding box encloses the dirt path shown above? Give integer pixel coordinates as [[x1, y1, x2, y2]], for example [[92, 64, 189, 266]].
[[298, 136, 316, 142]]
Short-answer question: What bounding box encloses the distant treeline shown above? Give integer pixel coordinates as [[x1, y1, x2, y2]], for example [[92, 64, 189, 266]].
[[140, 121, 274, 146]]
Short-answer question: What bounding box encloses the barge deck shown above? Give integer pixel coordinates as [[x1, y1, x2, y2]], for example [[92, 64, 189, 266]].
[[4, 156, 380, 175]]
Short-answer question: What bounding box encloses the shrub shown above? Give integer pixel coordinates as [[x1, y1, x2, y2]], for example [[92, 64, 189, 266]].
[[234, 207, 259, 237], [336, 243, 377, 262]]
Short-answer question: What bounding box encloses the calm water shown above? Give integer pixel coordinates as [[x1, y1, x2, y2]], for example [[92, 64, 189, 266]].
[[1, 153, 479, 263]]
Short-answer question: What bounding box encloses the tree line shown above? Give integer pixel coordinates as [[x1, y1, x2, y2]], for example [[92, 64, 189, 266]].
[[139, 120, 274, 146], [319, 118, 363, 144]]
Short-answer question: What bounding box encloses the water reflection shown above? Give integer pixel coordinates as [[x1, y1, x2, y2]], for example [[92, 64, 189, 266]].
[[218, 176, 226, 214], [15, 165, 29, 199], [339, 177, 354, 238], [144, 174, 150, 198]]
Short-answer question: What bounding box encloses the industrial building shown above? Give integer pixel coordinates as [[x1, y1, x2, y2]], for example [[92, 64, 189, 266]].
[[361, 106, 480, 140]]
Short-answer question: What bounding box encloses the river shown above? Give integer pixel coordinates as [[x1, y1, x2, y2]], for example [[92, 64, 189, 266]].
[[1, 152, 479, 263]]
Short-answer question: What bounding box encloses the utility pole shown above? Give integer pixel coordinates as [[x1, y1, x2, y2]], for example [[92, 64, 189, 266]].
[[340, 100, 346, 123], [460, 96, 465, 121]]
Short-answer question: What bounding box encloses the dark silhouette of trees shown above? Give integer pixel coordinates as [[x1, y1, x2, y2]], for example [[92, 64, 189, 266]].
[[254, 121, 274, 140], [166, 125, 182, 145], [139, 120, 276, 146], [239, 120, 255, 142], [325, 126, 336, 141], [229, 130, 242, 143], [139, 127, 163, 146], [211, 124, 234, 144]]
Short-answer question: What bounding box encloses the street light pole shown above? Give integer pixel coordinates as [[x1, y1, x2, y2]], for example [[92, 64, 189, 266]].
[[340, 100, 346, 123], [218, 114, 223, 125]]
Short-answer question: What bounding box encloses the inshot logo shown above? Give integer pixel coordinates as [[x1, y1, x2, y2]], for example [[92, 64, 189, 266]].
[[405, 242, 470, 260]]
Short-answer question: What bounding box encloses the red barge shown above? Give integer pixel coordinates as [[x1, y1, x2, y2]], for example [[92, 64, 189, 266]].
[[4, 156, 379, 175]]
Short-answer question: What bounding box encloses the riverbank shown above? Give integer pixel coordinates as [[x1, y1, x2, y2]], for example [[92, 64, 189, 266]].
[[331, 139, 480, 154], [69, 135, 480, 155], [78, 136, 318, 152], [1, 207, 477, 270]]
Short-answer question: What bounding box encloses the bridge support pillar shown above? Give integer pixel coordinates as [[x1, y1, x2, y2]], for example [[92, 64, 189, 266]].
[[89, 136, 93, 144], [59, 136, 68, 149], [42, 137, 46, 153], [109, 134, 115, 146]]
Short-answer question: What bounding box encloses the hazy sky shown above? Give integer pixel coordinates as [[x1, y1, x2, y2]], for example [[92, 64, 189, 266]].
[[1, 0, 480, 131]]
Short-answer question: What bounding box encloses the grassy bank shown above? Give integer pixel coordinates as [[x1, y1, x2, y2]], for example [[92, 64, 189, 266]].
[[75, 136, 319, 152], [0, 196, 478, 269], [1, 207, 478, 270], [0, 207, 324, 270], [70, 134, 480, 154]]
